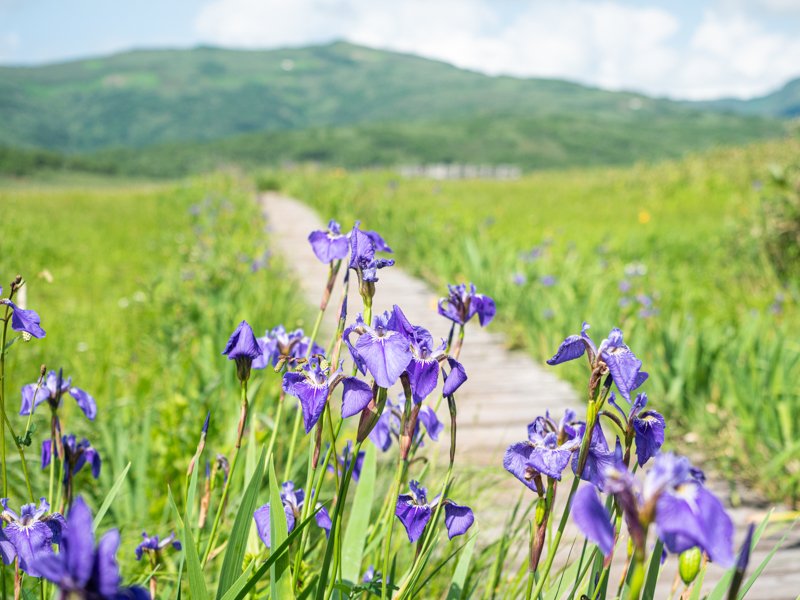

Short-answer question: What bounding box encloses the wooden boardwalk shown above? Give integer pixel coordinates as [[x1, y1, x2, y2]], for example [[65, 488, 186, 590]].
[[260, 193, 799, 599]]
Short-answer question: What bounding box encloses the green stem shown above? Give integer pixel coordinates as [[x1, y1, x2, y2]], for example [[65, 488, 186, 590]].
[[315, 439, 363, 600], [202, 378, 249, 565], [0, 410, 34, 501], [266, 388, 285, 461], [381, 459, 406, 600], [1, 310, 10, 497], [283, 408, 303, 483], [530, 475, 580, 599]]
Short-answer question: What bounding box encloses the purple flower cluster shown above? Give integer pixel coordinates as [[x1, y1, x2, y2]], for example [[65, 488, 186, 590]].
[[505, 320, 735, 573]]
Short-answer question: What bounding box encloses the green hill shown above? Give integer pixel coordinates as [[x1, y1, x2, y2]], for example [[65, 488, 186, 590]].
[[693, 78, 800, 118], [0, 41, 788, 158], [62, 110, 780, 178]]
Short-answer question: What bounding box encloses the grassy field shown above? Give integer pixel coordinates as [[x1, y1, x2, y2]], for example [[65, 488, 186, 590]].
[[280, 137, 800, 505], [0, 174, 308, 581]]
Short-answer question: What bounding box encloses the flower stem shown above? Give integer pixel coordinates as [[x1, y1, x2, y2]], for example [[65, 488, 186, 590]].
[[202, 378, 249, 566], [381, 457, 406, 600], [0, 309, 10, 497], [283, 408, 303, 482], [315, 438, 363, 600]]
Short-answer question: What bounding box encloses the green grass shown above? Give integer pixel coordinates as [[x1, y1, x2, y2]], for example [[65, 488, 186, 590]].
[[279, 137, 800, 505], [0, 174, 307, 581]]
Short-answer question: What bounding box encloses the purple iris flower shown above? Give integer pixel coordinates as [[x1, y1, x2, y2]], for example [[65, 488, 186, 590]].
[[35, 497, 148, 599], [0, 498, 65, 576], [348, 225, 394, 283], [504, 410, 580, 493], [608, 392, 665, 466], [309, 219, 350, 264], [42, 435, 102, 481], [252, 325, 325, 370], [437, 283, 496, 327], [0, 299, 46, 338], [346, 306, 467, 398], [253, 481, 331, 548], [546, 323, 647, 401], [395, 481, 474, 543], [329, 440, 365, 481], [20, 369, 97, 421], [345, 308, 413, 389], [572, 453, 734, 566], [282, 358, 373, 433], [369, 398, 443, 452], [135, 531, 181, 561]]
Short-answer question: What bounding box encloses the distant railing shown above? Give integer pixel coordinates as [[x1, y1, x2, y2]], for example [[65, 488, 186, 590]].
[[398, 163, 521, 180]]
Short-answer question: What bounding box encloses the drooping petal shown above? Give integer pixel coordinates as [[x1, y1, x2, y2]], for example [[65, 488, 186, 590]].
[[472, 294, 496, 327], [283, 374, 328, 433], [69, 387, 97, 421], [395, 496, 432, 543], [406, 359, 439, 403], [41, 439, 52, 470], [443, 503, 475, 539], [85, 447, 102, 479], [315, 505, 332, 536], [571, 485, 615, 557], [546, 334, 589, 366], [32, 553, 64, 584], [633, 411, 666, 467], [417, 405, 443, 441], [253, 504, 271, 548], [5, 302, 46, 338], [528, 445, 573, 481], [655, 484, 734, 567], [354, 330, 411, 389], [0, 528, 15, 566], [308, 230, 349, 263], [340, 377, 374, 419], [503, 442, 543, 494], [5, 520, 56, 576], [20, 384, 49, 416], [442, 358, 467, 396]]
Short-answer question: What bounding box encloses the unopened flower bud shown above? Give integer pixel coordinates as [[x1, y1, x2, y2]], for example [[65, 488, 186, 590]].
[[679, 547, 702, 585]]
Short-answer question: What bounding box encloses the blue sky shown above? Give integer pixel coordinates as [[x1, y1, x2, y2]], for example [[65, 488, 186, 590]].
[[2, 0, 799, 100]]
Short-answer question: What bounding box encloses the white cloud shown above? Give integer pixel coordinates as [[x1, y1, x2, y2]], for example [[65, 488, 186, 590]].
[[0, 32, 19, 60], [194, 0, 799, 99]]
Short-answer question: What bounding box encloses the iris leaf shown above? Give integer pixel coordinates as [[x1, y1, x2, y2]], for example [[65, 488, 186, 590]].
[[216, 445, 267, 598], [341, 443, 377, 583]]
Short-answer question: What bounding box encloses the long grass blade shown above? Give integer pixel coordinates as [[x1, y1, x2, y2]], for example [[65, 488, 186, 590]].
[[216, 446, 267, 598], [92, 461, 131, 531], [341, 443, 376, 583]]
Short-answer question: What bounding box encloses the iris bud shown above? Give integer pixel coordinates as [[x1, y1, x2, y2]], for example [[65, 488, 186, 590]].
[[679, 547, 702, 585]]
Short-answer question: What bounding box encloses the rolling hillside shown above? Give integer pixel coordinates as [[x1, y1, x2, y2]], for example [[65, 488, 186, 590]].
[[0, 41, 793, 175]]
